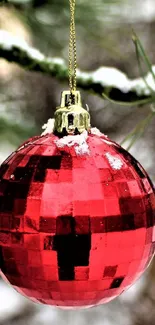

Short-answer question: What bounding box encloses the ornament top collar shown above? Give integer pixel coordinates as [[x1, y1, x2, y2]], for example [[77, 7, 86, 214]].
[[53, 90, 91, 137]]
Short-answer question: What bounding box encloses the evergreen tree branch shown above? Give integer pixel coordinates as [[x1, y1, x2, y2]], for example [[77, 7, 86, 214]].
[[0, 30, 155, 103]]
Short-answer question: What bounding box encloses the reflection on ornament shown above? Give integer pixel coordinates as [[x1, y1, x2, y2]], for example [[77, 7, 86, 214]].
[[105, 152, 123, 170]]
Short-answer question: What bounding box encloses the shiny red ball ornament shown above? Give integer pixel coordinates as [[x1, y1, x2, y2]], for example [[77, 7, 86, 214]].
[[0, 91, 155, 309], [0, 130, 155, 309]]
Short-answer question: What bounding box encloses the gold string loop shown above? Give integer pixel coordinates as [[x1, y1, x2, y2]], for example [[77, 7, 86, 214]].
[[69, 0, 77, 96]]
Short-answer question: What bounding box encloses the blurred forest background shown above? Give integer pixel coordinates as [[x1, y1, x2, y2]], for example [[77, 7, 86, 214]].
[[0, 0, 155, 324]]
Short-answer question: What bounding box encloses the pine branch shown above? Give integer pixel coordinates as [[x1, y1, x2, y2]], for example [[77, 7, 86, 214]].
[[0, 30, 155, 103]]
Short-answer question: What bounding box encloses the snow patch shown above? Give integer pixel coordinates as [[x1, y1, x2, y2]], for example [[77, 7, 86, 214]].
[[0, 30, 28, 50], [47, 57, 65, 65], [1, 30, 155, 97], [77, 66, 132, 93], [41, 118, 55, 135], [105, 152, 123, 170], [0, 30, 45, 61], [27, 48, 45, 61], [92, 67, 130, 92], [91, 127, 108, 137], [54, 130, 90, 156], [77, 65, 155, 97]]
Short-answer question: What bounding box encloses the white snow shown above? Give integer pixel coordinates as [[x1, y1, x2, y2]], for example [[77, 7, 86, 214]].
[[46, 57, 65, 65], [91, 127, 108, 137], [0, 30, 45, 61], [77, 66, 132, 93], [27, 48, 45, 61], [92, 67, 130, 92], [0, 30, 28, 51], [54, 130, 90, 155], [105, 152, 123, 170], [77, 66, 155, 96], [0, 30, 66, 66], [0, 29, 155, 97], [41, 118, 55, 135]]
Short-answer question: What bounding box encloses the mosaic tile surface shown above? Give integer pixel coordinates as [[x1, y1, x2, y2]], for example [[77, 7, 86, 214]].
[[0, 132, 154, 308]]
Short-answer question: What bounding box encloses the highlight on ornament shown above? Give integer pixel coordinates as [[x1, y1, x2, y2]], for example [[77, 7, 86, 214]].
[[0, 88, 155, 309]]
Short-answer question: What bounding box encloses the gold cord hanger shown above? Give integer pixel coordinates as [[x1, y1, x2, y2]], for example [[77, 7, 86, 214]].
[[53, 0, 90, 135], [69, 0, 77, 94]]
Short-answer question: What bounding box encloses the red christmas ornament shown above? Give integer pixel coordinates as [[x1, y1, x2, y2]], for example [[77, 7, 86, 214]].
[[0, 91, 155, 309]]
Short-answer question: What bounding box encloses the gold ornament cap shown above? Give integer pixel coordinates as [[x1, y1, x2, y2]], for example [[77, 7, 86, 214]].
[[53, 90, 91, 135]]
